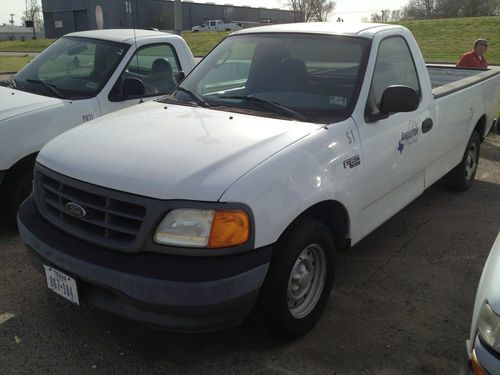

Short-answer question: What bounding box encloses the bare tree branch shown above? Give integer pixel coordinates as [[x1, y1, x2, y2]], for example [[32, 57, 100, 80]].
[[286, 0, 336, 22]]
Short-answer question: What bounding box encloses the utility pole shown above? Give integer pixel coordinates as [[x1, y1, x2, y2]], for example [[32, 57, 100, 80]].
[[9, 13, 15, 26], [174, 0, 181, 36]]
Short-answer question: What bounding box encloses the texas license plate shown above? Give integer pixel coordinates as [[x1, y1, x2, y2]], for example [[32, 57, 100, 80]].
[[43, 265, 80, 305]]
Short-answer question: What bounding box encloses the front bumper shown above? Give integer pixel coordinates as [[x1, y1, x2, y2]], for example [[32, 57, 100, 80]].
[[462, 336, 500, 375], [18, 197, 272, 332]]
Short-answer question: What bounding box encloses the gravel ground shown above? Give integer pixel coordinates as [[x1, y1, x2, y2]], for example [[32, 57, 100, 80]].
[[1, 133, 499, 375]]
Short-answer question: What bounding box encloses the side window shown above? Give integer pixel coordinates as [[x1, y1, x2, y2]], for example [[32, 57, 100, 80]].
[[110, 43, 182, 100], [366, 36, 420, 114]]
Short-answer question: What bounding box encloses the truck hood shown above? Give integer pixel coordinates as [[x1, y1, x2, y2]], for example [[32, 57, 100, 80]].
[[0, 86, 62, 122], [38, 101, 321, 201]]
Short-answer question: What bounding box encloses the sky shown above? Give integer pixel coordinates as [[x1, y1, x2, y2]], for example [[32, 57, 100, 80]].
[[1, 0, 409, 26]]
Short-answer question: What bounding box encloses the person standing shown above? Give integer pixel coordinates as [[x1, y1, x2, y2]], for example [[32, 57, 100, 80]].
[[456, 39, 489, 69]]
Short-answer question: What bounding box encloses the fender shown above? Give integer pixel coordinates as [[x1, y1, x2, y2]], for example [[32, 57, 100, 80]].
[[0, 98, 100, 171], [220, 118, 365, 248]]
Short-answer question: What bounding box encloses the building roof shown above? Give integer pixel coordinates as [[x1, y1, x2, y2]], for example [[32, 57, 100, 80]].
[[64, 29, 180, 44], [232, 22, 401, 38]]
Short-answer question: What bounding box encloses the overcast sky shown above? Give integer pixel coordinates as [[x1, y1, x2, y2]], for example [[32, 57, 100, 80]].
[[1, 0, 410, 26]]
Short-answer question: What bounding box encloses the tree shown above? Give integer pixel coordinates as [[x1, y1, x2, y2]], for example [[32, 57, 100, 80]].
[[311, 0, 336, 21], [402, 0, 435, 19], [21, 0, 43, 39], [401, 0, 500, 19], [370, 9, 391, 22], [391, 9, 402, 21], [286, 0, 336, 22]]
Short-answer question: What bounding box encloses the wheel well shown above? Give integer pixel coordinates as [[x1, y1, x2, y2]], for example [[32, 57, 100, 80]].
[[292, 201, 350, 251], [474, 115, 486, 142], [4, 153, 38, 183]]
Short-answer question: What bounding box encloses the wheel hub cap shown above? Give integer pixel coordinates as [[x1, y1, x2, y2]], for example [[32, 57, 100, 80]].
[[287, 244, 327, 319], [465, 143, 477, 181]]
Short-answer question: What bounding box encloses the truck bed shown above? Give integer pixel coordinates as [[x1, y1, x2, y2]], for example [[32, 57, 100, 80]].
[[428, 65, 500, 98]]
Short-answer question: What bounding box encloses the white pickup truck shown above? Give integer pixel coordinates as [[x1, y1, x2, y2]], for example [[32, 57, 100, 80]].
[[191, 19, 243, 32], [18, 23, 500, 337], [0, 29, 196, 223]]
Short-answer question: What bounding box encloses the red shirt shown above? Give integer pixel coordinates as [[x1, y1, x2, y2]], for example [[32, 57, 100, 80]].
[[456, 50, 488, 69]]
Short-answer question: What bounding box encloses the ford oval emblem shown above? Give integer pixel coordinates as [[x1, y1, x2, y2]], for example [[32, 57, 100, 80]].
[[65, 202, 87, 218]]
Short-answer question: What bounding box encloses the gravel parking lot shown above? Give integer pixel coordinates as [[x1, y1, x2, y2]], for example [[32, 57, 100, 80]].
[[1, 133, 499, 375]]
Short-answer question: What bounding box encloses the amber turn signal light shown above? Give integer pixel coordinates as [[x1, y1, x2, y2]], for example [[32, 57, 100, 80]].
[[208, 210, 250, 248]]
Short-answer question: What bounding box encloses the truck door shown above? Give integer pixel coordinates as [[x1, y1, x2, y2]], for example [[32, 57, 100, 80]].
[[210, 21, 216, 31], [98, 43, 184, 115], [353, 35, 436, 235]]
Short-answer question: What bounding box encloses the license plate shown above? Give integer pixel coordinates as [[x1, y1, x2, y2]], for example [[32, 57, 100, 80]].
[[43, 265, 80, 305]]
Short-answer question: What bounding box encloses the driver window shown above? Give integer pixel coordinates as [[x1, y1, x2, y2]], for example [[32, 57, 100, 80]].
[[110, 43, 182, 100], [366, 36, 421, 115]]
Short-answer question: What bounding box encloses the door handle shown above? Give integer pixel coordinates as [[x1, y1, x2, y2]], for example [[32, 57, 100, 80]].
[[422, 118, 433, 133]]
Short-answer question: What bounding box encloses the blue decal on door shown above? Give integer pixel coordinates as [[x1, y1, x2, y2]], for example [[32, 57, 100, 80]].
[[398, 120, 419, 154]]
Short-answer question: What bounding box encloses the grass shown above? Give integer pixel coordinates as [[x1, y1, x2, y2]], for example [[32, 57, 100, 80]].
[[181, 31, 229, 56], [398, 16, 500, 64], [0, 39, 55, 52], [1, 17, 499, 73], [0, 55, 34, 73]]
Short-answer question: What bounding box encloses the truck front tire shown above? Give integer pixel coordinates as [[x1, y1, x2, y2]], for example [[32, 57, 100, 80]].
[[252, 217, 336, 338], [444, 131, 480, 191], [1, 167, 33, 227]]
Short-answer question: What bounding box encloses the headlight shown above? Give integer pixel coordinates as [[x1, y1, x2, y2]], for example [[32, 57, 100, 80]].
[[154, 209, 250, 248], [478, 302, 500, 353]]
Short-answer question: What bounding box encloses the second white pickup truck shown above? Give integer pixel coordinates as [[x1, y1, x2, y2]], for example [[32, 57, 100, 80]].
[[191, 20, 243, 32], [0, 29, 196, 223], [18, 23, 500, 337]]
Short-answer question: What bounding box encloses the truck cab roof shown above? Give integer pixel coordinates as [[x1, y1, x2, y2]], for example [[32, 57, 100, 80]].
[[232, 22, 403, 39], [63, 29, 181, 44]]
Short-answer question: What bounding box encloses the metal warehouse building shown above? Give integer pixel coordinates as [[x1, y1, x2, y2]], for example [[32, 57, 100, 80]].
[[41, 0, 297, 38]]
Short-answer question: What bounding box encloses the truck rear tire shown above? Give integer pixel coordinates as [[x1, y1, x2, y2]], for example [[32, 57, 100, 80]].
[[444, 131, 480, 191], [252, 217, 336, 338]]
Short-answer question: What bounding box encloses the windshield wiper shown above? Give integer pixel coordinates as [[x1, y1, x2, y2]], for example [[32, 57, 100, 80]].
[[25, 79, 65, 99], [175, 87, 211, 108], [9, 76, 17, 89], [218, 95, 306, 121], [0, 75, 15, 88]]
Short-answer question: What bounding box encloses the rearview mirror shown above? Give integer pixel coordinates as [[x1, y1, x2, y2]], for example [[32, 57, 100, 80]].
[[175, 71, 185, 83], [67, 44, 88, 56]]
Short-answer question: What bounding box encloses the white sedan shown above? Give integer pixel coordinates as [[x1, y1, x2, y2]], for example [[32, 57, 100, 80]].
[[464, 233, 500, 375]]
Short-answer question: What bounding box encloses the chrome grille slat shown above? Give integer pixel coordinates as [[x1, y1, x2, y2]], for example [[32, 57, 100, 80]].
[[36, 170, 146, 249], [43, 197, 140, 236], [42, 182, 144, 221]]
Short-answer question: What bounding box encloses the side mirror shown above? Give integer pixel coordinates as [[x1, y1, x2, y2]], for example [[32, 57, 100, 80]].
[[380, 85, 419, 113], [122, 78, 145, 99]]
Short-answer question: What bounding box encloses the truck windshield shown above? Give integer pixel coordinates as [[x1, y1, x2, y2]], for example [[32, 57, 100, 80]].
[[13, 36, 128, 100], [172, 33, 370, 123]]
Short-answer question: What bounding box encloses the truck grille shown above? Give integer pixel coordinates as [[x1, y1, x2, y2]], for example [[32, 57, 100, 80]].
[[35, 165, 146, 251]]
